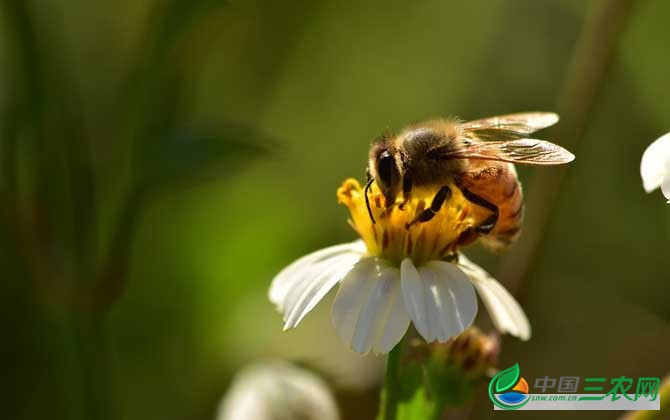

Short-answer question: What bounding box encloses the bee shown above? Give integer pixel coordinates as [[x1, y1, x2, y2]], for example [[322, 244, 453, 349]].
[[366, 112, 574, 250]]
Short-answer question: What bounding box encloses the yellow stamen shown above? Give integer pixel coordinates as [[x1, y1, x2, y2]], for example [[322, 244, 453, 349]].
[[337, 179, 489, 266]]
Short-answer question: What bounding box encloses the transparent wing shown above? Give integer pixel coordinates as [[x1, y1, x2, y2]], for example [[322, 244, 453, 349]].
[[440, 138, 575, 165], [462, 112, 559, 135]]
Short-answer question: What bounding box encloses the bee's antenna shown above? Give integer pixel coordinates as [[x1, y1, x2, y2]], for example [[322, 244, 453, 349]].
[[364, 177, 376, 225]]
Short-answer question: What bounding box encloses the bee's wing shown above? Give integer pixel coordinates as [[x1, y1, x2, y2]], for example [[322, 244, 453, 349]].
[[462, 112, 559, 135], [440, 138, 575, 165], [438, 113, 569, 165]]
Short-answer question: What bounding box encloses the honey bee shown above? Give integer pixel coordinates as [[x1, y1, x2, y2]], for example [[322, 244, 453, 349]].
[[366, 112, 574, 250]]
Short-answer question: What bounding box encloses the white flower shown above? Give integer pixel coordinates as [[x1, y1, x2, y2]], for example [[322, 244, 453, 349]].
[[640, 132, 670, 202], [270, 239, 530, 354], [269, 179, 530, 354], [216, 361, 339, 420]]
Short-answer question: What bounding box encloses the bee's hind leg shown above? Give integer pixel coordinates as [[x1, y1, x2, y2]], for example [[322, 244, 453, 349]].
[[458, 185, 499, 234], [406, 185, 452, 228]]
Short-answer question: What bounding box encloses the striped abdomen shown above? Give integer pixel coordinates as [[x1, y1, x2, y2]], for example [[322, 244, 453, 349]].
[[456, 162, 524, 251]]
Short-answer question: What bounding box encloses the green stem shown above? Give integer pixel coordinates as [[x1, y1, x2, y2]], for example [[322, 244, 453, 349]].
[[380, 341, 403, 420], [621, 375, 670, 420], [497, 0, 636, 294]]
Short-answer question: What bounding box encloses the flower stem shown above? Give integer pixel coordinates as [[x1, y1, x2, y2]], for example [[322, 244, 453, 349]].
[[620, 376, 670, 420], [380, 341, 403, 420], [497, 0, 636, 294]]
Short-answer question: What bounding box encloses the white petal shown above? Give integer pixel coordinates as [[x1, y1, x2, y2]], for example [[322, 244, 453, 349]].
[[282, 252, 362, 329], [640, 133, 670, 193], [331, 258, 410, 354], [458, 254, 531, 340], [269, 240, 365, 308], [400, 259, 428, 336], [331, 259, 379, 348], [401, 258, 477, 342], [663, 158, 670, 202]]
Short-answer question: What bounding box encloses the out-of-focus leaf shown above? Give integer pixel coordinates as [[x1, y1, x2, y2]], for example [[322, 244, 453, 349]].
[[397, 360, 422, 401], [395, 387, 433, 420], [379, 344, 432, 420], [389, 359, 457, 420], [149, 0, 229, 62], [138, 121, 273, 191], [386, 333, 499, 419]]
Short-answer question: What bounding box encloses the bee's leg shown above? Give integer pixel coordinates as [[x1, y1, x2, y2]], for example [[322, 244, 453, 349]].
[[406, 185, 452, 228], [398, 174, 413, 210], [458, 186, 499, 234], [364, 177, 376, 224]]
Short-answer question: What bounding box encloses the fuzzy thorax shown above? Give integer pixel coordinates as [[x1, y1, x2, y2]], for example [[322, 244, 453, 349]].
[[337, 179, 485, 266]]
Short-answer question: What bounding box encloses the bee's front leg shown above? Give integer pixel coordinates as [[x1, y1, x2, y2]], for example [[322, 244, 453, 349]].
[[398, 173, 413, 210], [406, 185, 452, 228]]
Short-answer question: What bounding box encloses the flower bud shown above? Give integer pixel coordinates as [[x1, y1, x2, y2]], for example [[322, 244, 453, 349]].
[[405, 327, 500, 405]]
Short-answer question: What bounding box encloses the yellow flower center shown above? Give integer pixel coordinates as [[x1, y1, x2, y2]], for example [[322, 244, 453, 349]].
[[337, 179, 489, 266]]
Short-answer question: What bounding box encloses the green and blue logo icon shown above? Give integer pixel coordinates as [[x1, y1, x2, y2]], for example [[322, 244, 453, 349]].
[[488, 363, 530, 410]]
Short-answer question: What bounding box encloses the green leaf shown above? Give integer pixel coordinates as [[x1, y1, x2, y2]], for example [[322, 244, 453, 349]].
[[494, 363, 520, 393], [138, 122, 273, 191]]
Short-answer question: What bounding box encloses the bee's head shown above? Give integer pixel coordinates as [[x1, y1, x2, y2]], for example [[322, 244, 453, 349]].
[[368, 137, 401, 205]]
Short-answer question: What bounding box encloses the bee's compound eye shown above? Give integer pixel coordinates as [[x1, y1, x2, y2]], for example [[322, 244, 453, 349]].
[[377, 150, 397, 185]]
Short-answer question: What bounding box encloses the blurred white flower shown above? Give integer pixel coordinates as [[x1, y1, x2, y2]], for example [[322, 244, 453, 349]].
[[640, 132, 670, 202], [216, 361, 339, 420], [269, 179, 530, 355]]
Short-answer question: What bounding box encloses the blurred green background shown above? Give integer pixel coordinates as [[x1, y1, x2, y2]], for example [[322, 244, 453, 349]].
[[1, 0, 668, 419]]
